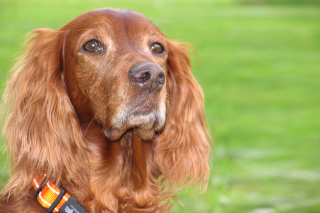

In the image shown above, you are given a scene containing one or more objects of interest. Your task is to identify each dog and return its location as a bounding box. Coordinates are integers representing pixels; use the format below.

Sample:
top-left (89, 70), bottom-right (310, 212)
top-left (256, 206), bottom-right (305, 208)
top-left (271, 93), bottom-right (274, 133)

top-left (0, 8), bottom-right (211, 213)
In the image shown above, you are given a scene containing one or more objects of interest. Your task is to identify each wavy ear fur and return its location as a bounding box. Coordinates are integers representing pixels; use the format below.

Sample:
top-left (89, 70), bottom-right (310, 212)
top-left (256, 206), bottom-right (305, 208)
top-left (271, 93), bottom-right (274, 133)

top-left (1, 29), bottom-right (88, 198)
top-left (154, 41), bottom-right (211, 189)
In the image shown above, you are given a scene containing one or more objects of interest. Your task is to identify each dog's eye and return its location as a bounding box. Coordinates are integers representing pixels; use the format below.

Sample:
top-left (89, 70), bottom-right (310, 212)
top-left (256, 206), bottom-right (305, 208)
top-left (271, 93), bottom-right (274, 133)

top-left (150, 42), bottom-right (165, 55)
top-left (83, 40), bottom-right (104, 53)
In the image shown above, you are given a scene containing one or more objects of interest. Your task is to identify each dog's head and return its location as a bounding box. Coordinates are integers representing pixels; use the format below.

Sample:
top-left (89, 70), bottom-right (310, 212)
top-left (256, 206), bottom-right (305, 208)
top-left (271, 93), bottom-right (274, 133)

top-left (61, 9), bottom-right (168, 140)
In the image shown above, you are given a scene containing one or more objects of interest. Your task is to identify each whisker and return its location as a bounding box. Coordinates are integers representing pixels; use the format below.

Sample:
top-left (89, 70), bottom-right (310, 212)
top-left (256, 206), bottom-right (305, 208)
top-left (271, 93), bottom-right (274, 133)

top-left (84, 105), bottom-right (111, 135)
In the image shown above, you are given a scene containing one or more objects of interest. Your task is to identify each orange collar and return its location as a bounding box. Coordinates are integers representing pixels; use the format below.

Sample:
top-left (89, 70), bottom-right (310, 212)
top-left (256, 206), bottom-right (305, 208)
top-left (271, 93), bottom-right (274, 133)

top-left (33, 174), bottom-right (71, 212)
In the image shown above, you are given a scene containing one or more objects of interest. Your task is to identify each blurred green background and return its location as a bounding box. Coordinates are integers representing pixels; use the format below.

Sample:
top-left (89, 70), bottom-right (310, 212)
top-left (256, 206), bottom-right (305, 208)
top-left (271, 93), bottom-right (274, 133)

top-left (0, 0), bottom-right (320, 212)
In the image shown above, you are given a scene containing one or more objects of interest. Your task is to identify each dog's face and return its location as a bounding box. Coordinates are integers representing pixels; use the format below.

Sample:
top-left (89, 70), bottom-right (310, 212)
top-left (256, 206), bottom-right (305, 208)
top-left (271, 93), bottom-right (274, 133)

top-left (62, 9), bottom-right (168, 140)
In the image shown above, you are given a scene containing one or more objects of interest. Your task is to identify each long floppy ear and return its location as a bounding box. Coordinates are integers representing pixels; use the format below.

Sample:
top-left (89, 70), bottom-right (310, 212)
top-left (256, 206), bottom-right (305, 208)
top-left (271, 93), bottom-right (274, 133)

top-left (154, 41), bottom-right (211, 190)
top-left (1, 29), bottom-right (88, 197)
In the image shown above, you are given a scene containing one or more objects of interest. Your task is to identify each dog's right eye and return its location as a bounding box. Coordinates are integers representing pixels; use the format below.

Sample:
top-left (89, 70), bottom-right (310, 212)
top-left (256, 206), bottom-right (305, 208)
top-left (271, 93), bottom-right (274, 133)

top-left (83, 40), bottom-right (104, 53)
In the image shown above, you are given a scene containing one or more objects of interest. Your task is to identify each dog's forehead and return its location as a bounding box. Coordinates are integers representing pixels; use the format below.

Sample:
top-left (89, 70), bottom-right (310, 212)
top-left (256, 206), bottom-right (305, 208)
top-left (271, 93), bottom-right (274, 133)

top-left (62, 8), bottom-right (158, 34)
top-left (61, 8), bottom-right (166, 54)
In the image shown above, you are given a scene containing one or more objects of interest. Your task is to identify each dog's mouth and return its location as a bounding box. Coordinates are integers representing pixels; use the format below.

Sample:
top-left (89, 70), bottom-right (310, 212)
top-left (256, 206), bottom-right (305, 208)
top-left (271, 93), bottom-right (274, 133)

top-left (104, 101), bottom-right (166, 141)
top-left (133, 103), bottom-right (153, 115)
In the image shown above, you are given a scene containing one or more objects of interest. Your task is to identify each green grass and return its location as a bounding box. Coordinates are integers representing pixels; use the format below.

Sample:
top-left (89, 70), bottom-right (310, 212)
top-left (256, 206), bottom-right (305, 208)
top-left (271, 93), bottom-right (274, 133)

top-left (1, 0), bottom-right (320, 212)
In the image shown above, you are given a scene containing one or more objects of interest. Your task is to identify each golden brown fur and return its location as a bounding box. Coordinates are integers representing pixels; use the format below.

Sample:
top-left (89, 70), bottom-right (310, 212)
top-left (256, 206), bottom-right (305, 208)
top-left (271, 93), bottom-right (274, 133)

top-left (0, 8), bottom-right (211, 212)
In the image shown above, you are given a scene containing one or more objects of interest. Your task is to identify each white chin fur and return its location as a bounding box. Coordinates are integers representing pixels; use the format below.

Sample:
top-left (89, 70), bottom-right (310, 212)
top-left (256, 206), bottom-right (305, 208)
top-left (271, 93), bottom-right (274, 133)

top-left (112, 102), bottom-right (166, 130)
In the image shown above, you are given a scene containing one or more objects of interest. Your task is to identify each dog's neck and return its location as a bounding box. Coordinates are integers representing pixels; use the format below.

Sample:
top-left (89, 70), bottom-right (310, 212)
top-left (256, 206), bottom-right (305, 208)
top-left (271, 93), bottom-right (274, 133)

top-left (115, 131), bottom-right (150, 189)
top-left (75, 124), bottom-right (164, 211)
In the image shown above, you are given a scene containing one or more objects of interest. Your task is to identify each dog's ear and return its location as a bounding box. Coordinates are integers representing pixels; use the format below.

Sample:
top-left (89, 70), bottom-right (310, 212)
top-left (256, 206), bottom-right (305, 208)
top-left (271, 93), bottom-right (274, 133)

top-left (154, 41), bottom-right (211, 190)
top-left (1, 29), bottom-right (88, 197)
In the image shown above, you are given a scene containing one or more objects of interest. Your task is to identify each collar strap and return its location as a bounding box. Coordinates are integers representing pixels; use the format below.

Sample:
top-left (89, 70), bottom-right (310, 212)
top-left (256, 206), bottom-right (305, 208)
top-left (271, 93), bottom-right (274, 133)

top-left (33, 175), bottom-right (88, 213)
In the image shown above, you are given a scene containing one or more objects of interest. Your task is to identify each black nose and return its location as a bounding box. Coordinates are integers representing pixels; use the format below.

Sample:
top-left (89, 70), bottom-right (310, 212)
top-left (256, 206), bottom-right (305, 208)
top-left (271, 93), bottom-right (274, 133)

top-left (129, 62), bottom-right (165, 92)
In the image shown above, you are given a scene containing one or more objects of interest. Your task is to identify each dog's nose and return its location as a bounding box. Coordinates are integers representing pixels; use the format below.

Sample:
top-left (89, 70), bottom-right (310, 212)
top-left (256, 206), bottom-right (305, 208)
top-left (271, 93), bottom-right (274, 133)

top-left (129, 62), bottom-right (165, 92)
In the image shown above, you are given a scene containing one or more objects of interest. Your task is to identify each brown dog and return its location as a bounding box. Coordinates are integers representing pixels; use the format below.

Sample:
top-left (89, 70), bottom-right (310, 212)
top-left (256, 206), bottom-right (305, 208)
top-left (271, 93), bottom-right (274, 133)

top-left (0, 8), bottom-right (210, 213)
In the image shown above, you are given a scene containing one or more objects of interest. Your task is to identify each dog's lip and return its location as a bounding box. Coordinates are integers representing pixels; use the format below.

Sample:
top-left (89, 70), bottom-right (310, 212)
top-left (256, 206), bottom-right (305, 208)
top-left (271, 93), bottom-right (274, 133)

top-left (132, 103), bottom-right (153, 116)
top-left (104, 127), bottom-right (155, 141)
top-left (104, 127), bottom-right (124, 140)
top-left (129, 98), bottom-right (158, 115)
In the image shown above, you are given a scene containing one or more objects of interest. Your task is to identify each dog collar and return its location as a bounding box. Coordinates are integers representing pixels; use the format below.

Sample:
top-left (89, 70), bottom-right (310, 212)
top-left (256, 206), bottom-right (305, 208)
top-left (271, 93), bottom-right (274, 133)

top-left (33, 174), bottom-right (88, 213)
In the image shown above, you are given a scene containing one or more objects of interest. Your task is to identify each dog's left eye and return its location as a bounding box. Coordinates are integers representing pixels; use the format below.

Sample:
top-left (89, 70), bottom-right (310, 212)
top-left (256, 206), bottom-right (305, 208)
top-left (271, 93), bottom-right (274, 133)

top-left (150, 42), bottom-right (165, 55)
top-left (83, 40), bottom-right (104, 53)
